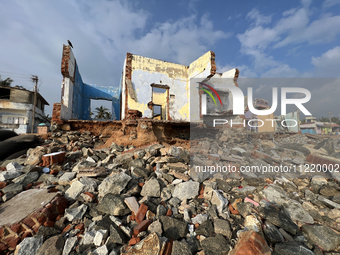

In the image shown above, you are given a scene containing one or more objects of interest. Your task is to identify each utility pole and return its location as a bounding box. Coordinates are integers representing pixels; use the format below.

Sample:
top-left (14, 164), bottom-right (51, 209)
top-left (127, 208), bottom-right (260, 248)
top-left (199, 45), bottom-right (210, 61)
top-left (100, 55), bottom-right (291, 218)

top-left (31, 75), bottom-right (38, 133)
top-left (329, 111), bottom-right (332, 134)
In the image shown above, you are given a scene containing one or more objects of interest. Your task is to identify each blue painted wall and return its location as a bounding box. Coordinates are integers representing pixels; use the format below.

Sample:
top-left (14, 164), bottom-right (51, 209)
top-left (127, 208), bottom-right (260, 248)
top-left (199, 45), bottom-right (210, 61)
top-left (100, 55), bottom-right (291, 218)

top-left (72, 63), bottom-right (121, 120)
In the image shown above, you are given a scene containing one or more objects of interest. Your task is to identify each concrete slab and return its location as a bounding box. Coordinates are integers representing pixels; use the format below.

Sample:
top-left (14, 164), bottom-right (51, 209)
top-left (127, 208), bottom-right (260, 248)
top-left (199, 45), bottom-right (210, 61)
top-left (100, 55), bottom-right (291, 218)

top-left (0, 189), bottom-right (57, 227)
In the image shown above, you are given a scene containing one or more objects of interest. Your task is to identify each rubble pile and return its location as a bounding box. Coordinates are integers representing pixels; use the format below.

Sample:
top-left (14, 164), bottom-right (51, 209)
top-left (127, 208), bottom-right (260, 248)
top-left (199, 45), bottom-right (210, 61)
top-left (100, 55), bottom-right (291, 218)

top-left (0, 127), bottom-right (340, 255)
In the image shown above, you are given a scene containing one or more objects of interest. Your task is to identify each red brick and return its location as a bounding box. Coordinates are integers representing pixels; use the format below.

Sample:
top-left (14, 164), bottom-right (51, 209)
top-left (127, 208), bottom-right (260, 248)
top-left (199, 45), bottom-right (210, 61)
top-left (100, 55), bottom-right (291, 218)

top-left (62, 224), bottom-right (73, 233)
top-left (136, 203), bottom-right (148, 224)
top-left (36, 215), bottom-right (47, 225)
top-left (0, 182), bottom-right (7, 189)
top-left (0, 242), bottom-right (8, 252)
top-left (133, 220), bottom-right (151, 236)
top-left (163, 240), bottom-right (173, 255)
top-left (75, 223), bottom-right (84, 230)
top-left (22, 217), bottom-right (35, 229)
top-left (166, 209), bottom-right (173, 216)
top-left (43, 221), bottom-right (55, 227)
top-left (21, 231), bottom-right (32, 239)
top-left (48, 188), bottom-right (59, 193)
top-left (129, 237), bottom-right (141, 246)
top-left (5, 236), bottom-right (20, 249)
top-left (230, 230), bottom-right (271, 255)
top-left (10, 223), bottom-right (22, 234)
top-left (0, 227), bottom-right (4, 239)
top-left (41, 208), bottom-right (54, 221)
top-left (25, 183), bottom-right (33, 190)
top-left (229, 204), bottom-right (239, 215)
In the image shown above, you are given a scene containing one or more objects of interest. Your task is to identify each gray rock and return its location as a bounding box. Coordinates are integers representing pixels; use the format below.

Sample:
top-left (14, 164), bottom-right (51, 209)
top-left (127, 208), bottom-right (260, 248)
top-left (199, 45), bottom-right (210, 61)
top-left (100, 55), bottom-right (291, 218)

top-left (36, 226), bottom-right (61, 241)
top-left (200, 234), bottom-right (230, 255)
top-left (302, 224), bottom-right (340, 251)
top-left (274, 242), bottom-right (315, 255)
top-left (65, 204), bottom-right (88, 221)
top-left (65, 181), bottom-right (86, 201)
top-left (263, 221), bottom-right (284, 244)
top-left (6, 161), bottom-right (23, 172)
top-left (92, 245), bottom-right (109, 255)
top-left (148, 220), bottom-right (162, 235)
top-left (109, 224), bottom-right (128, 244)
top-left (94, 229), bottom-right (108, 246)
top-left (13, 172), bottom-right (39, 187)
top-left (259, 185), bottom-right (289, 205)
top-left (214, 218), bottom-right (232, 239)
top-left (171, 240), bottom-right (192, 255)
top-left (156, 204), bottom-right (167, 219)
top-left (258, 205), bottom-right (298, 235)
top-left (160, 216), bottom-right (188, 240)
top-left (98, 172), bottom-right (131, 198)
top-left (97, 194), bottom-right (130, 216)
top-left (282, 199), bottom-right (314, 224)
top-left (215, 179), bottom-right (232, 193)
top-left (82, 231), bottom-right (96, 245)
top-left (58, 172), bottom-right (76, 185)
top-left (237, 202), bottom-right (253, 218)
top-left (62, 236), bottom-right (78, 255)
top-left (196, 220), bottom-right (214, 237)
top-left (79, 177), bottom-right (98, 193)
top-left (16, 236), bottom-right (43, 255)
top-left (172, 180), bottom-right (199, 200)
top-left (191, 214), bottom-right (208, 225)
top-left (140, 177), bottom-right (161, 197)
top-left (305, 189), bottom-right (317, 201)
top-left (318, 195), bottom-right (340, 209)
top-left (0, 170), bottom-right (20, 181)
top-left (2, 183), bottom-right (23, 201)
top-left (36, 235), bottom-right (65, 255)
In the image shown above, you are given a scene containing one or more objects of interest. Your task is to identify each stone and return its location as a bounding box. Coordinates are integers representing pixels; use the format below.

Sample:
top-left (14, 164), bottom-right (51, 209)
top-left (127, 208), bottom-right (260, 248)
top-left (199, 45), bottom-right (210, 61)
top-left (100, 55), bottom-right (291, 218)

top-left (171, 240), bottom-right (192, 255)
top-left (259, 185), bottom-right (289, 205)
top-left (215, 179), bottom-right (232, 193)
top-left (148, 220), bottom-right (162, 235)
top-left (0, 170), bottom-right (20, 181)
top-left (36, 235), bottom-right (65, 255)
top-left (65, 181), bottom-right (86, 201)
top-left (263, 221), bottom-right (284, 244)
top-left (274, 242), bottom-right (315, 255)
top-left (167, 162), bottom-right (188, 173)
top-left (160, 216), bottom-right (188, 240)
top-left (82, 231), bottom-right (96, 245)
top-left (209, 190), bottom-right (228, 214)
top-left (201, 234), bottom-right (230, 255)
top-left (65, 204), bottom-right (88, 221)
top-left (98, 172), bottom-right (131, 198)
top-left (305, 189), bottom-right (317, 201)
top-left (26, 146), bottom-right (47, 166)
top-left (2, 183), bottom-right (23, 201)
top-left (258, 205), bottom-right (298, 235)
top-left (124, 197), bottom-right (139, 215)
top-left (6, 161), bottom-right (23, 172)
top-left (123, 233), bottom-right (161, 255)
top-left (172, 180), bottom-right (199, 201)
top-left (302, 224), bottom-right (340, 251)
top-left (311, 175), bottom-right (328, 186)
top-left (97, 194), bottom-right (130, 216)
top-left (140, 177), bottom-right (161, 197)
top-left (282, 199), bottom-right (314, 224)
top-left (191, 214), bottom-right (208, 225)
top-left (237, 202), bottom-right (253, 218)
top-left (94, 229), bottom-right (108, 246)
top-left (36, 226), bottom-right (62, 241)
top-left (79, 177), bottom-right (98, 192)
top-left (62, 236), bottom-right (78, 255)
top-left (156, 204), bottom-right (167, 219)
top-left (92, 245), bottom-right (109, 255)
top-left (328, 208), bottom-right (340, 220)
top-left (196, 220), bottom-right (214, 237)
top-left (13, 172), bottom-right (39, 187)
top-left (302, 202), bottom-right (323, 222)
top-left (16, 236), bottom-right (43, 255)
top-left (213, 218), bottom-right (232, 239)
top-left (318, 195), bottom-right (340, 209)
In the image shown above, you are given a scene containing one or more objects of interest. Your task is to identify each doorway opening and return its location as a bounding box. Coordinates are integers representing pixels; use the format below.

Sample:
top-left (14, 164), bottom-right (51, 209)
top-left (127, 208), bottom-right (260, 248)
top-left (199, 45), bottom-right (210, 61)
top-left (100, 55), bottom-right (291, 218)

top-left (151, 84), bottom-right (169, 120)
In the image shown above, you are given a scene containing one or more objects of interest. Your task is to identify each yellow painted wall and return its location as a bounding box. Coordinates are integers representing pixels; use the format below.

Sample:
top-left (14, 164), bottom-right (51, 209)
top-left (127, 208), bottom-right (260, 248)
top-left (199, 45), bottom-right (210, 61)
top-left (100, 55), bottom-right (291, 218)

top-left (257, 113), bottom-right (275, 133)
top-left (153, 92), bottom-right (167, 119)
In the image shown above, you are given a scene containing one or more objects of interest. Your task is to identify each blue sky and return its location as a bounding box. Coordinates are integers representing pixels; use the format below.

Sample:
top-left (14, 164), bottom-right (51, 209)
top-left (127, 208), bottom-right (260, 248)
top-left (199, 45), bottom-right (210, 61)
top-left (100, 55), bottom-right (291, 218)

top-left (0, 0), bottom-right (339, 117)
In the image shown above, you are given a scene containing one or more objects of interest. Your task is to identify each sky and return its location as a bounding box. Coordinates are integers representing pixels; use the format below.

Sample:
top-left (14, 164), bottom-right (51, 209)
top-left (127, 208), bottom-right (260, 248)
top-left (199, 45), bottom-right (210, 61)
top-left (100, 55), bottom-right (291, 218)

top-left (0, 0), bottom-right (340, 118)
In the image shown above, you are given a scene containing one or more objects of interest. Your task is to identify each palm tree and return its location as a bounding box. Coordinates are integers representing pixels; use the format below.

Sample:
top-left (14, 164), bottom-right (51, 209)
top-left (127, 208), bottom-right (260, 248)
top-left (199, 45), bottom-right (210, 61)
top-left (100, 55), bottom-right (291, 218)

top-left (0, 77), bottom-right (13, 87)
top-left (95, 106), bottom-right (111, 119)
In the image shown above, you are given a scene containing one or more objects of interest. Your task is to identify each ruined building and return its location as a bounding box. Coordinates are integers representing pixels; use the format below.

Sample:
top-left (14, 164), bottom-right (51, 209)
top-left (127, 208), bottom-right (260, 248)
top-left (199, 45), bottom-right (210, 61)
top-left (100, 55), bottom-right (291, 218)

top-left (53, 45), bottom-right (239, 123)
top-left (0, 85), bottom-right (49, 133)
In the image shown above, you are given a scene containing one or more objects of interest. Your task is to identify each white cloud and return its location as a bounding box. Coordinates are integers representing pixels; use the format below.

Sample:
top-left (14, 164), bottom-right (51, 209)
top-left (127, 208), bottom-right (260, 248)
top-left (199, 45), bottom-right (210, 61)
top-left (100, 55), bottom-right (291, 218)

top-left (323, 0), bottom-right (340, 8)
top-left (311, 46), bottom-right (340, 77)
top-left (246, 9), bottom-right (272, 27)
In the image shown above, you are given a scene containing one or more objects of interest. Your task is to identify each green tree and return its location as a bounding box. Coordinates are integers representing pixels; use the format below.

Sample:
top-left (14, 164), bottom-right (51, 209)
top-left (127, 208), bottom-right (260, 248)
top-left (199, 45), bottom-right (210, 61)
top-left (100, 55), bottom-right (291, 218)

top-left (0, 77), bottom-right (13, 87)
top-left (95, 106), bottom-right (111, 119)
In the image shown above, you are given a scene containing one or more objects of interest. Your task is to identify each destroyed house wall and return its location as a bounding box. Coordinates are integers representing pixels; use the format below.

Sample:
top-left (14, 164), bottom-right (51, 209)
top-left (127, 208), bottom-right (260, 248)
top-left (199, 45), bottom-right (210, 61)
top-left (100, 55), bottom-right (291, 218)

top-left (124, 51), bottom-right (216, 121)
top-left (59, 45), bottom-right (120, 121)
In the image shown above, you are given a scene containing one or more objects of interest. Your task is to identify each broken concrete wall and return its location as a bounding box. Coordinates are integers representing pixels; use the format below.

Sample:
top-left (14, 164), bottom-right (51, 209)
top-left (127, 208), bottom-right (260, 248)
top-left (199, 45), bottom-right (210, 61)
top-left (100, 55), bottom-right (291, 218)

top-left (124, 51), bottom-right (216, 121)
top-left (60, 45), bottom-right (120, 121)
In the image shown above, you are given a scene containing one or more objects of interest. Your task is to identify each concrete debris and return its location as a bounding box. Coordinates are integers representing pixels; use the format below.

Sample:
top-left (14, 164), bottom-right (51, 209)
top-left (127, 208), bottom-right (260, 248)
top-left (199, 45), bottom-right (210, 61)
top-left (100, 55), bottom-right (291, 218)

top-left (0, 128), bottom-right (340, 255)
